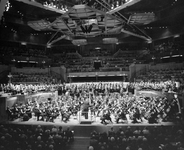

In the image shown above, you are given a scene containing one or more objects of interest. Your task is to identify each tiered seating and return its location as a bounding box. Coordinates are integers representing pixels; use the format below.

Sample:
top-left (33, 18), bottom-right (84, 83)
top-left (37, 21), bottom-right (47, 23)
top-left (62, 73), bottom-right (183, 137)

top-left (136, 68), bottom-right (184, 82)
top-left (0, 45), bottom-right (46, 58)
top-left (88, 126), bottom-right (184, 150)
top-left (11, 72), bottom-right (57, 84)
top-left (100, 50), bottom-right (136, 71)
top-left (0, 124), bottom-right (74, 150)
top-left (65, 52), bottom-right (94, 72)
top-left (50, 48), bottom-right (137, 72)
top-left (0, 45), bottom-right (48, 66)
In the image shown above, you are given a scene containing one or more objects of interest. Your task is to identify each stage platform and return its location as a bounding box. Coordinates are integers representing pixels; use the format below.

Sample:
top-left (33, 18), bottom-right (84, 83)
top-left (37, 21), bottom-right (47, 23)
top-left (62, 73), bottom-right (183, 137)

top-left (2, 89), bottom-right (180, 137)
top-left (7, 115), bottom-right (174, 137)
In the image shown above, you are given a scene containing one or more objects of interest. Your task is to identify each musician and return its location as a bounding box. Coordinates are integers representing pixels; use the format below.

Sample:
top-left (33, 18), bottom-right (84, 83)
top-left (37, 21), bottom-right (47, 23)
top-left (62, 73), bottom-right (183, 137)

top-left (25, 106), bottom-right (32, 119)
top-left (40, 108), bottom-right (47, 121)
top-left (51, 108), bottom-right (60, 122)
top-left (61, 111), bottom-right (71, 122)
top-left (6, 106), bottom-right (13, 121)
top-left (148, 108), bottom-right (158, 123)
top-left (8, 104), bottom-right (20, 120)
top-left (132, 107), bottom-right (142, 123)
top-left (45, 107), bottom-right (54, 122)
top-left (100, 109), bottom-right (113, 124)
top-left (116, 109), bottom-right (127, 124)
top-left (33, 106), bottom-right (41, 121)
top-left (22, 113), bottom-right (29, 121)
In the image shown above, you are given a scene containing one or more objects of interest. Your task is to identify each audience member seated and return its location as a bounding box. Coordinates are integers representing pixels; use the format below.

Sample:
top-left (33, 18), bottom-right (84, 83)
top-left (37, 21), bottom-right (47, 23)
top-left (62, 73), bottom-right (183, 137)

top-left (136, 68), bottom-right (184, 83)
top-left (0, 124), bottom-right (74, 150)
top-left (11, 72), bottom-right (57, 84)
top-left (88, 125), bottom-right (184, 150)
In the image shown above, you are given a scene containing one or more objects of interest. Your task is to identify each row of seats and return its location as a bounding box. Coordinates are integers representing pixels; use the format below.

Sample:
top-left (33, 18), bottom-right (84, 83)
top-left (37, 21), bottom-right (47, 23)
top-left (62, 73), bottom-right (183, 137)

top-left (88, 125), bottom-right (184, 150)
top-left (61, 50), bottom-right (134, 72)
top-left (136, 68), bottom-right (184, 82)
top-left (0, 124), bottom-right (74, 150)
top-left (0, 46), bottom-right (46, 57)
top-left (11, 72), bottom-right (57, 84)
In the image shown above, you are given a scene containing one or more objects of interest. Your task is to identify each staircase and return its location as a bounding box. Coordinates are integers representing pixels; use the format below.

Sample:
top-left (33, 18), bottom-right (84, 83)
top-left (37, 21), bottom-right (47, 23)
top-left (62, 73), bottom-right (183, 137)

top-left (68, 137), bottom-right (90, 150)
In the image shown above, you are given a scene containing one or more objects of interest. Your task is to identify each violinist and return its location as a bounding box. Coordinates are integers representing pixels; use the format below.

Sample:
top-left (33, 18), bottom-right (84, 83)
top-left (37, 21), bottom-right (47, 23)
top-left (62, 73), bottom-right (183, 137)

top-left (132, 107), bottom-right (142, 123)
top-left (100, 109), bottom-right (113, 124)
top-left (61, 110), bottom-right (71, 122)
top-left (6, 106), bottom-right (13, 121)
top-left (116, 109), bottom-right (127, 123)
top-left (148, 108), bottom-right (158, 123)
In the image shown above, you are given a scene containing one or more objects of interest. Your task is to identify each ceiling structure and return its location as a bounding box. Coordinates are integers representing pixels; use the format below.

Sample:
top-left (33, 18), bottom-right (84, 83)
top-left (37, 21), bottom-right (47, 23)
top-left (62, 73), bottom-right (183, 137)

top-left (1, 0), bottom-right (184, 46)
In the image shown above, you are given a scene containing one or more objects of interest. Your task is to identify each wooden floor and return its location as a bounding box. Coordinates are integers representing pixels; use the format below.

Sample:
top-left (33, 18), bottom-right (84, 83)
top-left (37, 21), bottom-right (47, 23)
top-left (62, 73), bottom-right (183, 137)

top-left (6, 90), bottom-right (175, 137)
top-left (5, 114), bottom-right (174, 138)
top-left (9, 113), bottom-right (174, 126)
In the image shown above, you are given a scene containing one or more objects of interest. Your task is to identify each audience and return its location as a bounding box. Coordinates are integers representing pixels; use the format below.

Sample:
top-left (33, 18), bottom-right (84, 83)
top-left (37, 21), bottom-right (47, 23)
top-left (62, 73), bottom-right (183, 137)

top-left (0, 124), bottom-right (74, 150)
top-left (88, 125), bottom-right (184, 150)
top-left (136, 68), bottom-right (184, 83)
top-left (11, 72), bottom-right (57, 84)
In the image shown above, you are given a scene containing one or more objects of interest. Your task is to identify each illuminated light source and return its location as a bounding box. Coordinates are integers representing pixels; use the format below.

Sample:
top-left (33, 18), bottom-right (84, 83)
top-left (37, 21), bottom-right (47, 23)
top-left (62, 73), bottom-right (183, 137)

top-left (21, 42), bottom-right (27, 45)
top-left (116, 1), bottom-right (119, 7)
top-left (147, 40), bottom-right (152, 43)
top-left (111, 4), bottom-right (114, 9)
top-left (47, 44), bottom-right (51, 48)
top-left (5, 1), bottom-right (10, 12)
top-left (174, 34), bottom-right (180, 38)
top-left (162, 56), bottom-right (170, 59)
top-left (172, 55), bottom-right (180, 57)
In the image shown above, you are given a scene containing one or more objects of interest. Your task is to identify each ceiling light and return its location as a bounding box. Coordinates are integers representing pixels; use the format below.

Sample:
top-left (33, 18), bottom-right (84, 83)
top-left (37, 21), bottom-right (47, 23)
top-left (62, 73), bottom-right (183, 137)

top-left (174, 34), bottom-right (180, 38)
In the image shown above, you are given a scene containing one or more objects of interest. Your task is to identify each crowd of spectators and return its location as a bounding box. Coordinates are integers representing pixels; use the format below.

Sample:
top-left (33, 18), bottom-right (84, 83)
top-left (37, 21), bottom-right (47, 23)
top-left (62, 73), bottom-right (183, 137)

top-left (136, 68), bottom-right (184, 83)
top-left (0, 45), bottom-right (46, 58)
top-left (88, 125), bottom-right (184, 150)
top-left (0, 45), bottom-right (48, 66)
top-left (50, 48), bottom-right (135, 72)
top-left (62, 50), bottom-right (134, 72)
top-left (11, 72), bottom-right (57, 84)
top-left (0, 124), bottom-right (74, 150)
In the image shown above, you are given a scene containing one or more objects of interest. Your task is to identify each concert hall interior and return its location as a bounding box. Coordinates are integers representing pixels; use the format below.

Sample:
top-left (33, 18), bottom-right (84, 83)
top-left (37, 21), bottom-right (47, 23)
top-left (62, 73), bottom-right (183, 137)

top-left (0, 0), bottom-right (184, 150)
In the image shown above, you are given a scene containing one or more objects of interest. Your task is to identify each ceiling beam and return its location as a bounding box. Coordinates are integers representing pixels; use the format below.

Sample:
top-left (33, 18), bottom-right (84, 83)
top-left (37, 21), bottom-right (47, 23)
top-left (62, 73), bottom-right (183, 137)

top-left (95, 0), bottom-right (151, 40)
top-left (60, 18), bottom-right (74, 35)
top-left (47, 30), bottom-right (63, 45)
top-left (95, 0), bottom-right (124, 22)
top-left (48, 35), bottom-right (66, 45)
top-left (104, 15), bottom-right (107, 33)
top-left (121, 28), bottom-right (151, 41)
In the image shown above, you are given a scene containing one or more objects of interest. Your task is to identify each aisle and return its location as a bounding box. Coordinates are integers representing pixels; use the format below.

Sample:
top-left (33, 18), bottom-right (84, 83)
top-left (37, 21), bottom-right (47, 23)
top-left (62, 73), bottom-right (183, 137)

top-left (68, 137), bottom-right (91, 150)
